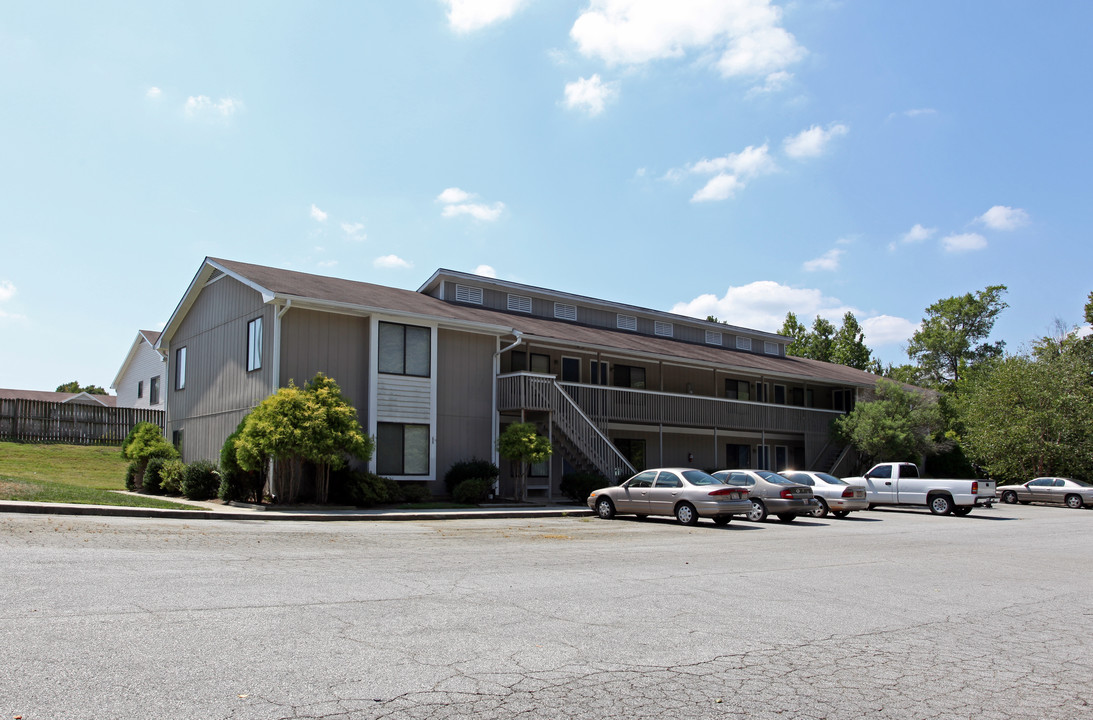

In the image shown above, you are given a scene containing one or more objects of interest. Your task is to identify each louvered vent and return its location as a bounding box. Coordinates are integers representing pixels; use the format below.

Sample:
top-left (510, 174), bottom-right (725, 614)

top-left (654, 321), bottom-right (673, 337)
top-left (617, 314), bottom-right (637, 331)
top-left (455, 284), bottom-right (483, 304)
top-left (705, 331), bottom-right (723, 345)
top-left (764, 341), bottom-right (779, 355)
top-left (554, 303), bottom-right (577, 321)
top-left (508, 294), bottom-right (532, 313)
top-left (736, 336), bottom-right (752, 351)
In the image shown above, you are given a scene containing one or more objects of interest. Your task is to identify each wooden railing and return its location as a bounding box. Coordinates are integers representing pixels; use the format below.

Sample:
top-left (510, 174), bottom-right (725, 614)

top-left (0, 399), bottom-right (165, 445)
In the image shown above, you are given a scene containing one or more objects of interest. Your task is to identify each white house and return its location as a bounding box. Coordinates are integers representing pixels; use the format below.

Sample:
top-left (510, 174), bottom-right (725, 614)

top-left (111, 330), bottom-right (167, 409)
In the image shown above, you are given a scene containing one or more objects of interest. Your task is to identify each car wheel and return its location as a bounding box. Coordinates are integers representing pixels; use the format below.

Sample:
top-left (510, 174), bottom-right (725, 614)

top-left (675, 502), bottom-right (699, 526)
top-left (712, 515), bottom-right (732, 526)
top-left (951, 506), bottom-right (973, 516)
top-left (746, 500), bottom-right (768, 522)
top-left (832, 510), bottom-right (851, 518)
top-left (929, 494), bottom-right (953, 515)
top-left (1065, 494), bottom-right (1085, 509)
top-left (595, 497), bottom-right (615, 520)
top-left (1001, 490), bottom-right (1018, 504)
top-left (777, 513), bottom-right (797, 523)
top-left (811, 498), bottom-right (829, 518)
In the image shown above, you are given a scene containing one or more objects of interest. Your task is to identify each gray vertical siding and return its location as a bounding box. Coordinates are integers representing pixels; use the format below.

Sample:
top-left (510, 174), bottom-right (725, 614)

top-left (167, 276), bottom-right (274, 463)
top-left (279, 308), bottom-right (369, 419)
top-left (436, 329), bottom-right (496, 481)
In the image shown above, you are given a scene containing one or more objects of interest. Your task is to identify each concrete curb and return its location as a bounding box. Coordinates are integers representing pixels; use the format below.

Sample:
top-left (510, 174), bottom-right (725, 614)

top-left (0, 500), bottom-right (593, 522)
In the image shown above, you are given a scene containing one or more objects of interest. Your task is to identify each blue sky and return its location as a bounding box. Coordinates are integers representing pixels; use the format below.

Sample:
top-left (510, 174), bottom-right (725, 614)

top-left (2, 1), bottom-right (1091, 392)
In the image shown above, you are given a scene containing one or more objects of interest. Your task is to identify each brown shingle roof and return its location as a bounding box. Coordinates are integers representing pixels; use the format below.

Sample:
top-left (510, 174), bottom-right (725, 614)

top-left (0, 389), bottom-right (117, 406)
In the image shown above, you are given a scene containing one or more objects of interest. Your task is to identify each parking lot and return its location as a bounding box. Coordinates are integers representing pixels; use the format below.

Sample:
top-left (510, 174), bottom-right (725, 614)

top-left (2, 502), bottom-right (1091, 719)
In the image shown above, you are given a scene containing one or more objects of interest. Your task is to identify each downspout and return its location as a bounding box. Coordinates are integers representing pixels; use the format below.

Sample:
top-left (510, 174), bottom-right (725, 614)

top-left (492, 331), bottom-right (523, 495)
top-left (269, 299), bottom-right (291, 501)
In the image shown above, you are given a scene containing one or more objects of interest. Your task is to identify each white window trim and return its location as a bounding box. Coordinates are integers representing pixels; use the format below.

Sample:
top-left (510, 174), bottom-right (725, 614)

top-left (764, 341), bottom-right (779, 355)
top-left (654, 321), bottom-right (673, 337)
top-left (507, 294), bottom-right (532, 313)
top-left (455, 284), bottom-right (483, 304)
top-left (554, 302), bottom-right (577, 321)
top-left (705, 331), bottom-right (723, 345)
top-left (736, 336), bottom-right (752, 351)
top-left (617, 314), bottom-right (637, 331)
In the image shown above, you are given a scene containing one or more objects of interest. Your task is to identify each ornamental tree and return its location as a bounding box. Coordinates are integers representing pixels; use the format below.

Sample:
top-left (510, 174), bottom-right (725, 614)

top-left (497, 422), bottom-right (552, 503)
top-left (834, 379), bottom-right (946, 471)
top-left (121, 421), bottom-right (178, 490)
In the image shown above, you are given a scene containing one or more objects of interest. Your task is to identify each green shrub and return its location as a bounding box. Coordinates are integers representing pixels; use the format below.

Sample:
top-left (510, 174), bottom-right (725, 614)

top-left (181, 460), bottom-right (220, 500)
top-left (159, 459), bottom-right (186, 495)
top-left (396, 482), bottom-right (432, 504)
top-left (218, 422), bottom-right (266, 503)
top-left (452, 477), bottom-right (492, 505)
top-left (121, 422), bottom-right (178, 491)
top-left (444, 457), bottom-right (499, 494)
top-left (124, 461), bottom-right (139, 491)
top-left (329, 469), bottom-right (394, 507)
top-left (143, 457), bottom-right (168, 495)
top-left (560, 472), bottom-right (607, 503)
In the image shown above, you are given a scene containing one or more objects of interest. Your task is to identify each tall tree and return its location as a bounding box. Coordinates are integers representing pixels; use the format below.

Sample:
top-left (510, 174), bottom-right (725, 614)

top-left (56, 381), bottom-right (107, 395)
top-left (806, 316), bottom-right (836, 363)
top-left (778, 312), bottom-right (809, 357)
top-left (834, 379), bottom-right (947, 470)
top-left (831, 311), bottom-right (874, 371)
top-left (906, 285), bottom-right (1008, 388)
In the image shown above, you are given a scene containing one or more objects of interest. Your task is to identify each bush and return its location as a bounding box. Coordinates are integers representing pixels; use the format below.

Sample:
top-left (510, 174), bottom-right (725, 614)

top-left (143, 457), bottom-right (168, 495)
top-left (124, 462), bottom-right (139, 491)
top-left (444, 457), bottom-right (499, 494)
top-left (181, 460), bottom-right (220, 500)
top-left (560, 472), bottom-right (607, 503)
top-left (121, 422), bottom-right (178, 491)
top-left (218, 423), bottom-right (266, 503)
top-left (395, 482), bottom-right (432, 504)
top-left (452, 477), bottom-right (492, 505)
top-left (159, 459), bottom-right (186, 495)
top-left (329, 469), bottom-right (395, 508)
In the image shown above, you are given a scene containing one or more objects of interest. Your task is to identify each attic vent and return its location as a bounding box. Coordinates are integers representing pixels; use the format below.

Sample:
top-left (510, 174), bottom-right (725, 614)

top-left (736, 336), bottom-right (752, 351)
top-left (617, 314), bottom-right (637, 331)
top-left (455, 284), bottom-right (483, 304)
top-left (654, 321), bottom-right (673, 337)
top-left (507, 294), bottom-right (532, 313)
top-left (705, 331), bottom-right (723, 346)
top-left (764, 341), bottom-right (780, 355)
top-left (554, 303), bottom-right (577, 321)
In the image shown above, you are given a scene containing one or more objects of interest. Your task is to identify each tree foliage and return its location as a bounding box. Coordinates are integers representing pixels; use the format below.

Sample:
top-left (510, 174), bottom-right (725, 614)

top-left (778, 312), bottom-right (809, 357)
top-left (497, 422), bottom-right (552, 502)
top-left (779, 311), bottom-right (877, 371)
top-left (832, 312), bottom-right (875, 371)
top-left (120, 421), bottom-right (178, 490)
top-left (833, 379), bottom-right (947, 470)
top-left (906, 285), bottom-right (1008, 389)
top-left (957, 333), bottom-right (1093, 482)
top-left (56, 381), bottom-right (108, 395)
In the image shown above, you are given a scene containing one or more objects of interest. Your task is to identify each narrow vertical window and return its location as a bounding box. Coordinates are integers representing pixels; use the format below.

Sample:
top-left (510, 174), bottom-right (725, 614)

top-left (175, 347), bottom-right (187, 390)
top-left (247, 317), bottom-right (263, 372)
top-left (150, 376), bottom-right (160, 405)
top-left (137, 380), bottom-right (144, 399)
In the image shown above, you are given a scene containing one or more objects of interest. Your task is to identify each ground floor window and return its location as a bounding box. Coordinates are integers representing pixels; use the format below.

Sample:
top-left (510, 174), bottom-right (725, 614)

top-left (376, 423), bottom-right (430, 476)
top-left (614, 438), bottom-right (646, 474)
top-left (725, 443), bottom-right (750, 468)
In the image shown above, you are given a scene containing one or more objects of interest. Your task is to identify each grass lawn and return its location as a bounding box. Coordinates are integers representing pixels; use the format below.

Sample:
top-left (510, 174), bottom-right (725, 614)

top-left (0, 441), bottom-right (203, 510)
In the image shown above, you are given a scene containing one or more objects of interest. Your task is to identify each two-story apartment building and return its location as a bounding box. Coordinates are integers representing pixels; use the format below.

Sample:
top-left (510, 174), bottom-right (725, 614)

top-left (111, 330), bottom-right (167, 409)
top-left (158, 257), bottom-right (879, 498)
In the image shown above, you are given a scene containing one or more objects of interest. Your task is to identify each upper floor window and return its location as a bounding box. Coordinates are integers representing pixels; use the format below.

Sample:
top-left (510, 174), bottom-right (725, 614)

top-left (379, 322), bottom-right (431, 377)
top-left (175, 347), bottom-right (187, 390)
top-left (247, 317), bottom-right (263, 372)
top-left (613, 364), bottom-right (646, 389)
top-left (512, 350), bottom-right (550, 374)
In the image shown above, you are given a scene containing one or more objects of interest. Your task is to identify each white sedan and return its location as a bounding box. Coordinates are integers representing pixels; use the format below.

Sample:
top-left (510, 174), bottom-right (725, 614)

top-left (781, 470), bottom-right (868, 518)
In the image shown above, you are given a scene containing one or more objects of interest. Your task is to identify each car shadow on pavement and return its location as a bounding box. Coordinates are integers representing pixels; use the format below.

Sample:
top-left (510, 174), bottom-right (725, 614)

top-left (864, 507), bottom-right (1017, 521)
top-left (615, 516), bottom-right (764, 530)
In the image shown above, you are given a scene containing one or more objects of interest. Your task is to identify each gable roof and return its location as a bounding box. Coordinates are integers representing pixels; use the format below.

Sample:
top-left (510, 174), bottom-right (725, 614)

top-left (159, 257), bottom-right (886, 388)
top-left (111, 329), bottom-right (166, 390)
top-left (0, 388), bottom-right (117, 407)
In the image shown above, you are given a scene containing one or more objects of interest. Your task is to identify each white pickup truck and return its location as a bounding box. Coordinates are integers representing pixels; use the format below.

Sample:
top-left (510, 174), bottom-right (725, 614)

top-left (843, 462), bottom-right (995, 516)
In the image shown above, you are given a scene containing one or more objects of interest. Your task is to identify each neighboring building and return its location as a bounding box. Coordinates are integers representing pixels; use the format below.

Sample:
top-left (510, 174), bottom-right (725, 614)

top-left (0, 388), bottom-right (117, 407)
top-left (159, 257), bottom-right (881, 498)
top-left (111, 330), bottom-right (167, 409)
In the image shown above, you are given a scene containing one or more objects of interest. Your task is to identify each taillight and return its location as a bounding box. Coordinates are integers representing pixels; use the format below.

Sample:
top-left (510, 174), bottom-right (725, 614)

top-left (842, 487), bottom-right (855, 498)
top-left (780, 489), bottom-right (795, 499)
top-left (709, 488), bottom-right (746, 500)
top-left (971, 482), bottom-right (978, 494)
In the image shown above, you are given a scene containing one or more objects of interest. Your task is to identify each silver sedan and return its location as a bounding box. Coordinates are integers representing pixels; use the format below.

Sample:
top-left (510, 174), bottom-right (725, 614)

top-left (712, 469), bottom-right (816, 522)
top-left (781, 470), bottom-right (868, 518)
top-left (587, 468), bottom-right (752, 526)
top-left (997, 477), bottom-right (1093, 508)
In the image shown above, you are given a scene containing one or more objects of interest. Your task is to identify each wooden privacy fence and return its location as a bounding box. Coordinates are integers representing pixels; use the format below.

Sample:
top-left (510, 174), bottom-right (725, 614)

top-left (0, 399), bottom-right (166, 445)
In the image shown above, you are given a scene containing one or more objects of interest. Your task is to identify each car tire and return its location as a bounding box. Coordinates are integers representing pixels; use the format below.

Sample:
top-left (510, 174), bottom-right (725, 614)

top-left (776, 513), bottom-right (797, 523)
top-left (712, 515), bottom-right (732, 526)
top-left (746, 500), bottom-right (768, 522)
top-left (1065, 494), bottom-right (1085, 509)
top-left (929, 494), bottom-right (953, 515)
top-left (811, 498), bottom-right (829, 518)
top-left (595, 497), bottom-right (616, 520)
top-left (832, 510), bottom-right (851, 518)
top-left (1001, 490), bottom-right (1018, 504)
top-left (951, 506), bottom-right (973, 516)
top-left (675, 502), bottom-right (699, 526)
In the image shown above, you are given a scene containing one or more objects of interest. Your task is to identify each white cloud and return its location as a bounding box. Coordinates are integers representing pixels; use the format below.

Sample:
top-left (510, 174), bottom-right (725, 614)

top-left (146, 87), bottom-right (162, 99)
top-left (473, 264), bottom-right (497, 278)
top-left (803, 248), bottom-right (843, 272)
top-left (437, 187), bottom-right (505, 221)
top-left (444, 0), bottom-right (528, 32)
top-left (683, 144), bottom-right (775, 202)
top-left (746, 70), bottom-right (792, 96)
top-left (374, 254), bottom-right (412, 269)
top-left (904, 108), bottom-right (937, 117)
top-left (0, 280), bottom-right (15, 302)
top-left (570, 0), bottom-right (806, 79)
top-left (942, 232), bottom-right (988, 253)
top-left (310, 204), bottom-right (328, 222)
top-left (977, 205), bottom-right (1030, 231)
top-left (184, 95), bottom-right (242, 118)
top-left (783, 123), bottom-right (849, 159)
top-left (563, 74), bottom-right (619, 116)
top-left (341, 222), bottom-right (366, 241)
top-left (671, 281), bottom-right (916, 348)
top-left (889, 223), bottom-right (936, 251)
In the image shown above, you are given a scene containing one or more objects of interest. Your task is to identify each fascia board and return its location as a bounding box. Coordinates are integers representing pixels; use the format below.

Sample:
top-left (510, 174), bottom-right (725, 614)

top-left (110, 333), bottom-right (144, 389)
top-left (273, 295), bottom-right (517, 337)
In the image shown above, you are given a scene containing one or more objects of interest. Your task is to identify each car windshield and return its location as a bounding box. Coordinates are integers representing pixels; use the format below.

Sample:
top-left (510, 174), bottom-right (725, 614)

top-left (814, 473), bottom-right (846, 485)
top-left (681, 470), bottom-right (723, 486)
top-left (757, 471), bottom-right (795, 485)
